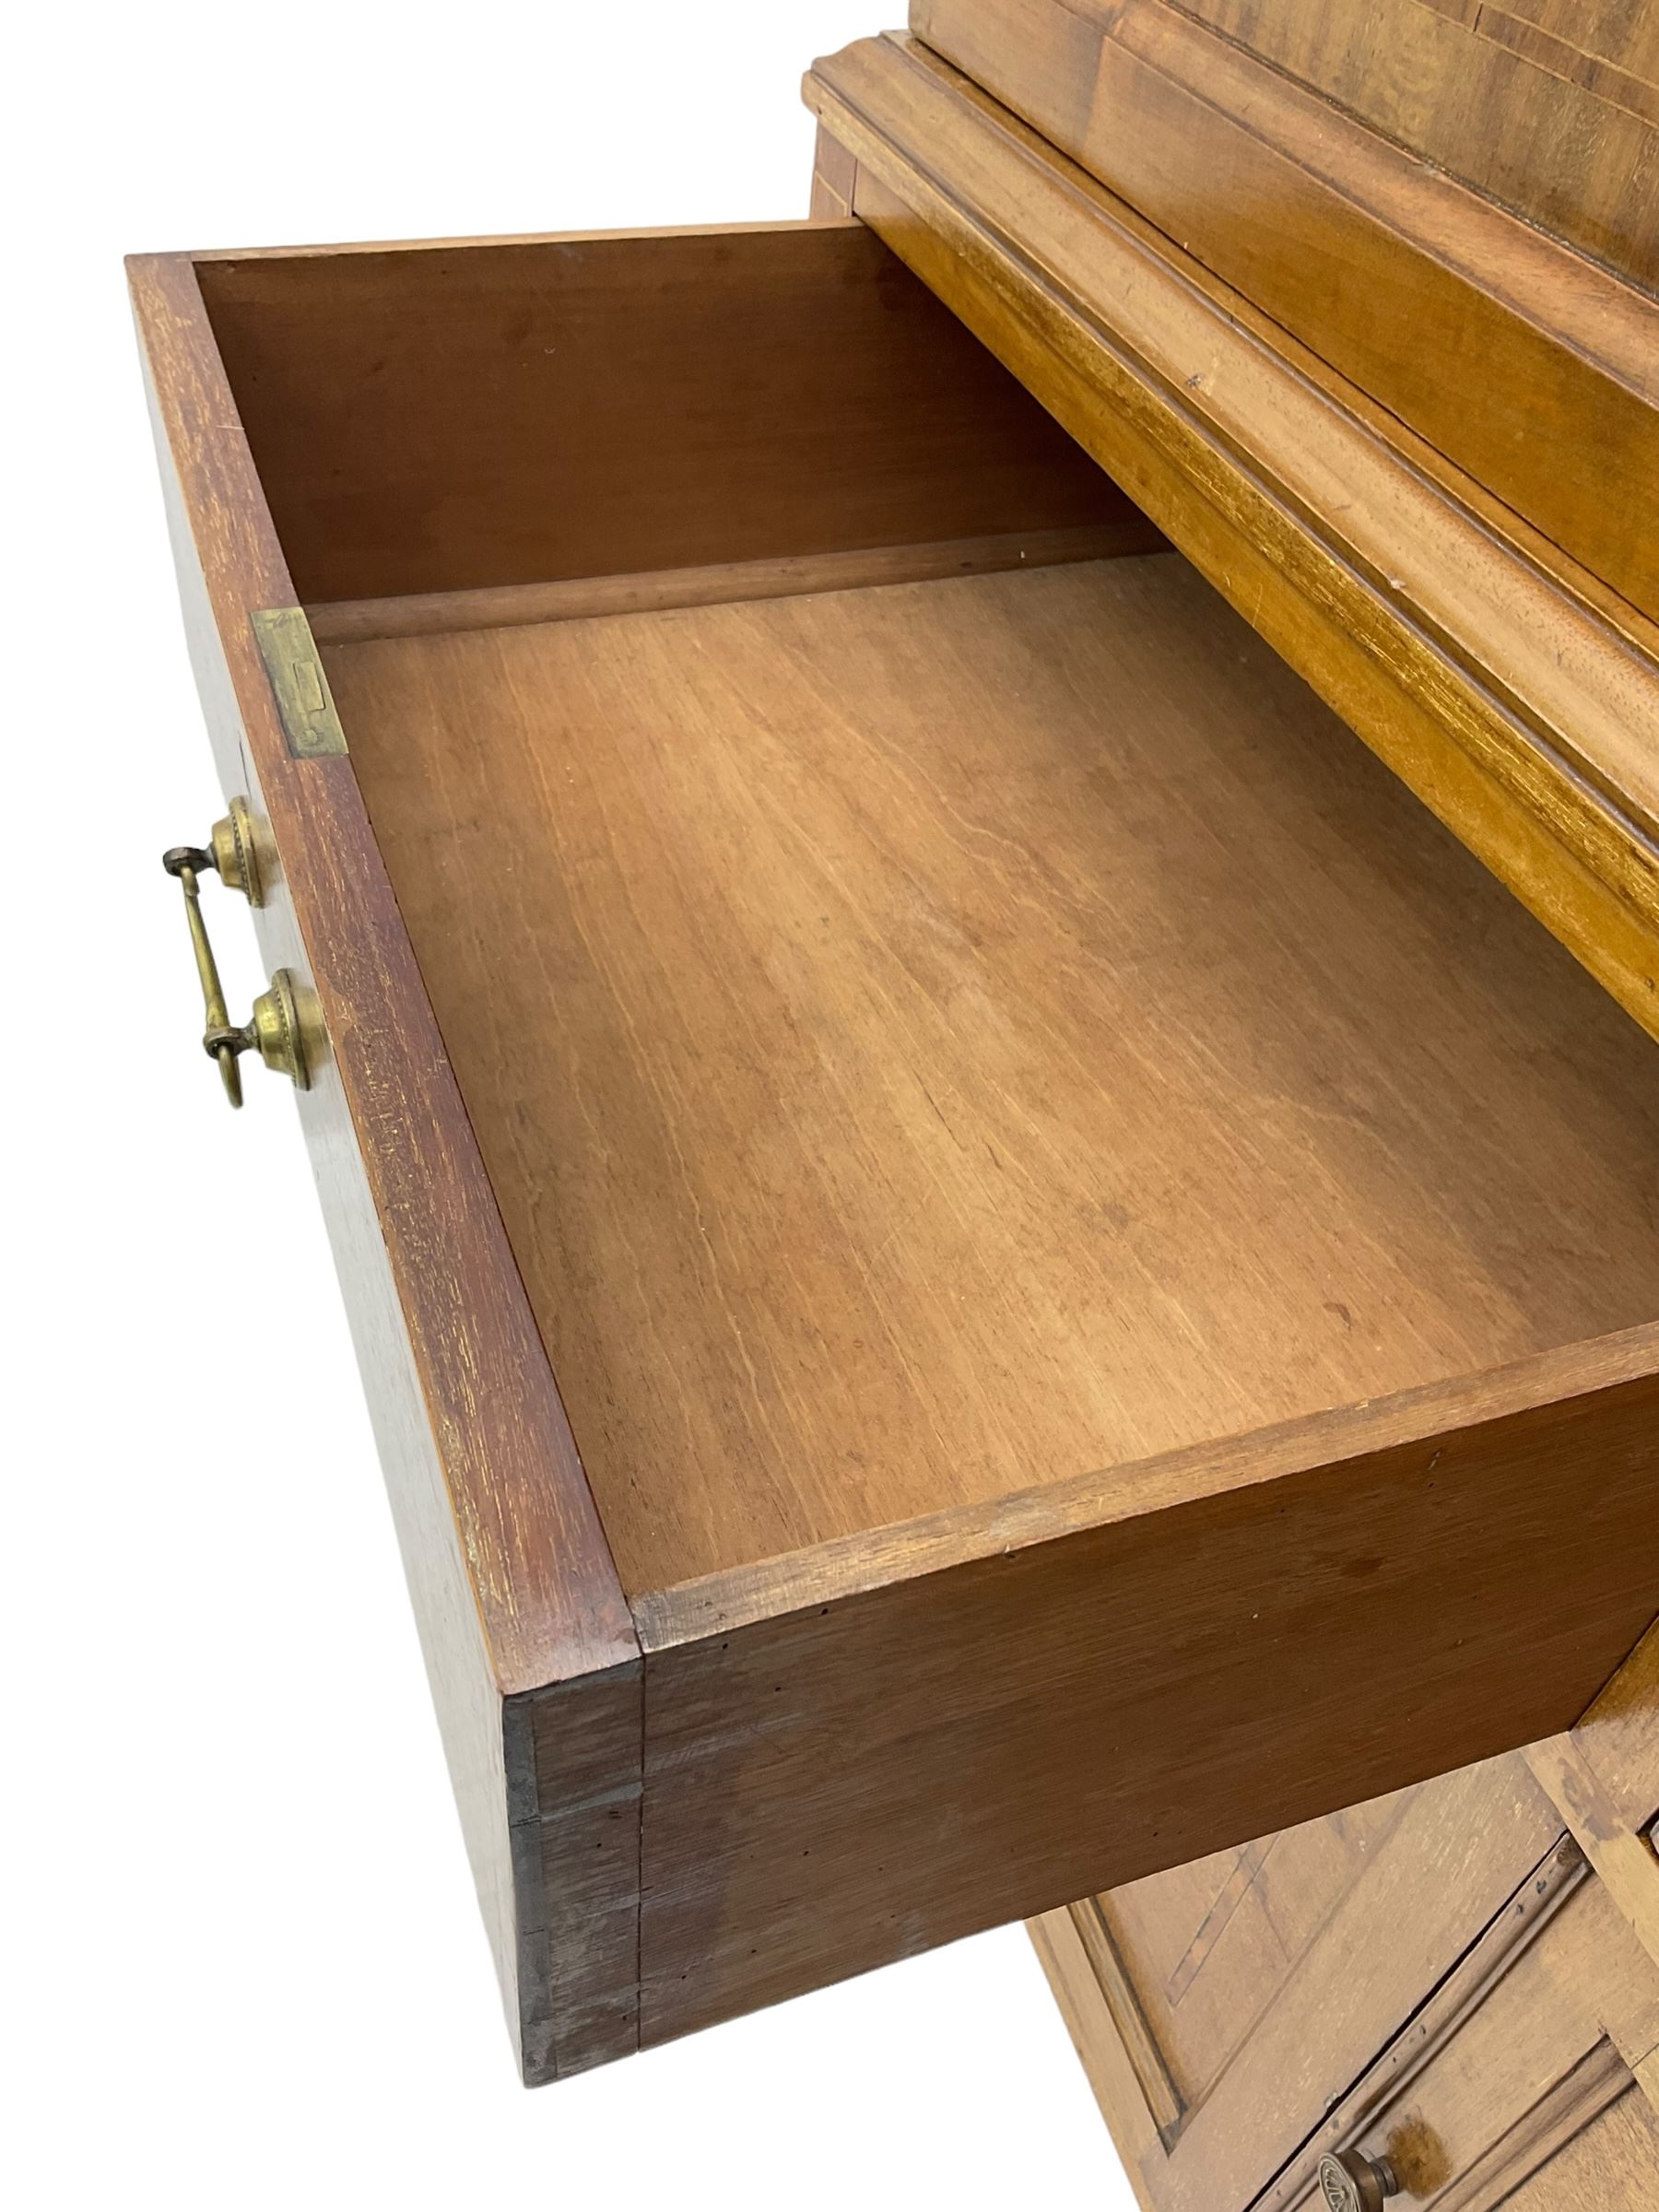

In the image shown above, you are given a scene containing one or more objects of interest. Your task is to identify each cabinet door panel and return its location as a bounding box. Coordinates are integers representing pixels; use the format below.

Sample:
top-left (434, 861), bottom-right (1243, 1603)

top-left (1037, 1625), bottom-right (1659, 2210)
top-left (1035, 1754), bottom-right (1561, 2210)
top-left (1097, 1793), bottom-right (1401, 2115)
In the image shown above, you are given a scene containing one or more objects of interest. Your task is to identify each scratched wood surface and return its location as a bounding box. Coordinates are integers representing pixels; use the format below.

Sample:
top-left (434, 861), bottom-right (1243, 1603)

top-left (328, 552), bottom-right (1659, 1595)
top-left (1503, 2088), bottom-right (1659, 2209)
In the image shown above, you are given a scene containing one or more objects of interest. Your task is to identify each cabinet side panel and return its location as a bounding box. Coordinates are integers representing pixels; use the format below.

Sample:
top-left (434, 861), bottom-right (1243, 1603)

top-left (1028, 1910), bottom-right (1165, 2209)
top-left (914, 0), bottom-right (1659, 288)
top-left (809, 124), bottom-right (859, 217)
top-left (910, 0), bottom-right (1659, 618)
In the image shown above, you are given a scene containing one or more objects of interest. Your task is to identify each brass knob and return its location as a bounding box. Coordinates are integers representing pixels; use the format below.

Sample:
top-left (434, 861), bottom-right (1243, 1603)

top-left (162, 801), bottom-right (313, 1107)
top-left (206, 794), bottom-right (265, 905)
top-left (1318, 2150), bottom-right (1400, 2212)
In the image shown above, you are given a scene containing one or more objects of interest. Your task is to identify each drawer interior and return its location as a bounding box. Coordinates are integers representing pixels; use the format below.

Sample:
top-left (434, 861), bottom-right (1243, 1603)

top-left (321, 554), bottom-right (1659, 1599)
top-left (195, 223), bottom-right (1659, 1606)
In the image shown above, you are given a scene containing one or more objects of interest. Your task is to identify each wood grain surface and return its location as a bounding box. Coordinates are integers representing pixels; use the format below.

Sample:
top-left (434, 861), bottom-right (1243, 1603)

top-left (327, 555), bottom-right (1659, 1594)
top-left (914, 0), bottom-right (1659, 286)
top-left (1043, 1795), bottom-right (1659, 2210)
top-left (632, 1338), bottom-right (1659, 2046)
top-left (1041, 1755), bottom-right (1583, 2212)
top-left (910, 0), bottom-right (1659, 618)
top-left (196, 220), bottom-right (1131, 606)
top-left (1303, 1878), bottom-right (1658, 2211)
top-left (1501, 2091), bottom-right (1659, 2212)
top-left (1131, 0), bottom-right (1659, 282)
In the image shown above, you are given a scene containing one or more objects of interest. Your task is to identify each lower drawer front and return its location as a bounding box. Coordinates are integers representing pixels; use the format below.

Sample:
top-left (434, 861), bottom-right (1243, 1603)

top-left (1033, 1753), bottom-right (1559, 2212)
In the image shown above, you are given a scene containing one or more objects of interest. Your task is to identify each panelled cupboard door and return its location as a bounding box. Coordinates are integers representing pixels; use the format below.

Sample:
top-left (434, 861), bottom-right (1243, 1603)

top-left (1034, 1629), bottom-right (1659, 2210)
top-left (1034, 1758), bottom-right (1565, 2211)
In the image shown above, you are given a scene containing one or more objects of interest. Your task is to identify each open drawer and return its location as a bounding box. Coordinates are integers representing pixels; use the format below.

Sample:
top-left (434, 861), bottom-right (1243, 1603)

top-left (130, 218), bottom-right (1659, 2084)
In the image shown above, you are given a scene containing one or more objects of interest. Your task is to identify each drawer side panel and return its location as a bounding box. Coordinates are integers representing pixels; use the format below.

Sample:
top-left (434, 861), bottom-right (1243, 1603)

top-left (130, 252), bottom-right (641, 2081)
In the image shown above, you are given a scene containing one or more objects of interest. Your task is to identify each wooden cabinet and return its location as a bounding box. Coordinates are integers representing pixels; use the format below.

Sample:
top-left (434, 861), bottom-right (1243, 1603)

top-left (1034, 1631), bottom-right (1659, 2207)
top-left (133, 0), bottom-right (1659, 2119)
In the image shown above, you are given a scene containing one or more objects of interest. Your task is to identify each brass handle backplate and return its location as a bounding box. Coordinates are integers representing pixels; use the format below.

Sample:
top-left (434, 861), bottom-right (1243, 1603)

top-left (162, 798), bottom-right (312, 1107)
top-left (1318, 2151), bottom-right (1400, 2212)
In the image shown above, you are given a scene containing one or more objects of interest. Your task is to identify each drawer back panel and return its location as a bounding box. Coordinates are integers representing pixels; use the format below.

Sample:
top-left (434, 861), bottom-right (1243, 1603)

top-left (195, 223), bottom-right (1135, 605)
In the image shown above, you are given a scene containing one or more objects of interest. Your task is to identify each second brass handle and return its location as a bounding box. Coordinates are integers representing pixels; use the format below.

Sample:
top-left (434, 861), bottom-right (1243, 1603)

top-left (162, 799), bottom-right (311, 1107)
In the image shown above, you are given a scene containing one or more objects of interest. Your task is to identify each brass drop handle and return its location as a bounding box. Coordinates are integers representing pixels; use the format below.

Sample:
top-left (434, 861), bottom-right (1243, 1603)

top-left (1318, 2150), bottom-right (1400, 2212)
top-left (162, 797), bottom-right (311, 1107)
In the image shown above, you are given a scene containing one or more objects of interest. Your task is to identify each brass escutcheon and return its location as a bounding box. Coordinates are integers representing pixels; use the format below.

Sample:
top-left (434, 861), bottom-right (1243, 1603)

top-left (162, 800), bottom-right (313, 1107)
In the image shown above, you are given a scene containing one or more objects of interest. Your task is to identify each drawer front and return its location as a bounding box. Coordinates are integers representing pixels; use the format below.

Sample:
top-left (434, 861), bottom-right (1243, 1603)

top-left (1033, 1753), bottom-right (1564, 2212)
top-left (1312, 1874), bottom-right (1657, 2212)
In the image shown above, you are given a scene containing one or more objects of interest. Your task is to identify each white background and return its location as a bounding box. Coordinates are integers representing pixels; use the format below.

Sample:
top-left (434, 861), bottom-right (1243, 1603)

top-left (6, 4), bottom-right (1135, 2206)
